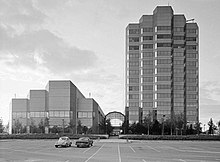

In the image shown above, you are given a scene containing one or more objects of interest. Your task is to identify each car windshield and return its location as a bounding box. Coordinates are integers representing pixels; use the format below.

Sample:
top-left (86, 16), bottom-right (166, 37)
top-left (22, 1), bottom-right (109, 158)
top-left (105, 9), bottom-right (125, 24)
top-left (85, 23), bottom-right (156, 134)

top-left (60, 137), bottom-right (68, 140)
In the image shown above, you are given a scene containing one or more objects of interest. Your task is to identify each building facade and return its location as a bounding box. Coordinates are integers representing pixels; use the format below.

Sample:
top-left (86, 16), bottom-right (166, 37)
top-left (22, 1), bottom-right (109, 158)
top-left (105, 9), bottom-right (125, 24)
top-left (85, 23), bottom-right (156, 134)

top-left (125, 6), bottom-right (199, 126)
top-left (9, 80), bottom-right (105, 134)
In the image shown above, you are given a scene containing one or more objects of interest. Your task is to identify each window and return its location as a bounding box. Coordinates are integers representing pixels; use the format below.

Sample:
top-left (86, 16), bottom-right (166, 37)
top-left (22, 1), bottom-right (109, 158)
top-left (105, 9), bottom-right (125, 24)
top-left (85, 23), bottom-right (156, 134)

top-left (186, 94), bottom-right (197, 99)
top-left (157, 76), bottom-right (170, 81)
top-left (129, 61), bottom-right (139, 67)
top-left (186, 70), bottom-right (196, 74)
top-left (143, 52), bottom-right (153, 58)
top-left (143, 93), bottom-right (153, 99)
top-left (173, 60), bottom-right (184, 65)
top-left (129, 94), bottom-right (139, 99)
top-left (157, 68), bottom-right (171, 73)
top-left (143, 102), bottom-right (153, 107)
top-left (129, 102), bottom-right (139, 107)
top-left (129, 53), bottom-right (139, 58)
top-left (157, 26), bottom-right (171, 31)
top-left (186, 78), bottom-right (197, 82)
top-left (78, 112), bottom-right (93, 118)
top-left (173, 44), bottom-right (185, 48)
top-left (186, 45), bottom-right (197, 50)
top-left (186, 61), bottom-right (196, 66)
top-left (173, 27), bottom-right (184, 32)
top-left (129, 37), bottom-right (139, 42)
top-left (129, 29), bottom-right (139, 34)
top-left (186, 86), bottom-right (197, 91)
top-left (143, 36), bottom-right (153, 41)
top-left (143, 69), bottom-right (153, 74)
top-left (129, 111), bottom-right (139, 115)
top-left (157, 101), bottom-right (171, 106)
top-left (174, 93), bottom-right (184, 98)
top-left (174, 102), bottom-right (184, 106)
top-left (173, 68), bottom-right (184, 73)
top-left (129, 78), bottom-right (139, 83)
top-left (157, 34), bottom-right (171, 39)
top-left (173, 52), bottom-right (184, 57)
top-left (174, 77), bottom-right (184, 82)
top-left (129, 46), bottom-right (139, 51)
top-left (143, 60), bottom-right (153, 65)
top-left (186, 29), bottom-right (196, 34)
top-left (143, 27), bottom-right (153, 32)
top-left (143, 85), bottom-right (153, 90)
top-left (143, 77), bottom-right (153, 82)
top-left (173, 36), bottom-right (185, 40)
top-left (157, 84), bottom-right (171, 89)
top-left (129, 86), bottom-right (139, 91)
top-left (157, 51), bottom-right (171, 57)
top-left (129, 70), bottom-right (139, 75)
top-left (157, 43), bottom-right (172, 47)
top-left (173, 85), bottom-right (184, 90)
top-left (186, 53), bottom-right (196, 58)
top-left (186, 37), bottom-right (196, 41)
top-left (143, 44), bottom-right (153, 49)
top-left (157, 93), bottom-right (171, 98)
top-left (157, 59), bottom-right (171, 64)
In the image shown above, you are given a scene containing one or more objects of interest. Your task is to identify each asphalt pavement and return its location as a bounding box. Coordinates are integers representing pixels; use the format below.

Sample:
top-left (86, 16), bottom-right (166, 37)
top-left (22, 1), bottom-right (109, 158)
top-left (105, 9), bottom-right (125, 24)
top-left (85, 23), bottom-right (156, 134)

top-left (0, 139), bottom-right (220, 162)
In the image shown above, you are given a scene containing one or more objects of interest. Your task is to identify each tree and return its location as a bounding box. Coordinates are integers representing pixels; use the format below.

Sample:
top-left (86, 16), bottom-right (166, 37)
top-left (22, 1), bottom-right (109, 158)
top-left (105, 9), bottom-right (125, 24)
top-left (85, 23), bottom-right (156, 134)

top-left (77, 120), bottom-right (83, 134)
top-left (38, 119), bottom-right (45, 133)
top-left (0, 118), bottom-right (4, 133)
top-left (30, 118), bottom-right (37, 133)
top-left (174, 113), bottom-right (184, 135)
top-left (68, 119), bottom-right (75, 134)
top-left (194, 121), bottom-right (202, 135)
top-left (208, 118), bottom-right (217, 135)
top-left (151, 120), bottom-right (161, 135)
top-left (82, 126), bottom-right (88, 134)
top-left (217, 120), bottom-right (220, 135)
top-left (143, 111), bottom-right (152, 135)
top-left (105, 118), bottom-right (113, 135)
top-left (14, 119), bottom-right (22, 134)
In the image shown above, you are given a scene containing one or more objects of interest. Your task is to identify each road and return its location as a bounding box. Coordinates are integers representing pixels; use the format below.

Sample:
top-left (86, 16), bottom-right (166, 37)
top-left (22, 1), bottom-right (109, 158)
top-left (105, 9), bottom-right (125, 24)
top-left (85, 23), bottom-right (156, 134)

top-left (0, 139), bottom-right (220, 162)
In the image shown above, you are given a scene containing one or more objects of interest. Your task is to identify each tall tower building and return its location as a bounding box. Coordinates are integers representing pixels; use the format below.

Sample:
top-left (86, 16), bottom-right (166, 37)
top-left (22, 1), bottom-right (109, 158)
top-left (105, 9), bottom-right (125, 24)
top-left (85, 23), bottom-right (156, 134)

top-left (125, 6), bottom-right (199, 126)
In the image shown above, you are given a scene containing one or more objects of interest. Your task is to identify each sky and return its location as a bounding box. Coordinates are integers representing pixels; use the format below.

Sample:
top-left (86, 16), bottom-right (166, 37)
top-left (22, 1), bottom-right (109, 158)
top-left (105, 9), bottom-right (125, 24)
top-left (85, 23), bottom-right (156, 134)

top-left (0, 0), bottom-right (220, 128)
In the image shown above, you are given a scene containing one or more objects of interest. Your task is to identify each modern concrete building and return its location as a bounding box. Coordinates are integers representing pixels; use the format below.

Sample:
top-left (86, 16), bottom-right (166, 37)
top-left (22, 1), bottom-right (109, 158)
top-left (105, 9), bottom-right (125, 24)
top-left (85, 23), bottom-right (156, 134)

top-left (9, 80), bottom-right (105, 134)
top-left (125, 6), bottom-right (199, 126)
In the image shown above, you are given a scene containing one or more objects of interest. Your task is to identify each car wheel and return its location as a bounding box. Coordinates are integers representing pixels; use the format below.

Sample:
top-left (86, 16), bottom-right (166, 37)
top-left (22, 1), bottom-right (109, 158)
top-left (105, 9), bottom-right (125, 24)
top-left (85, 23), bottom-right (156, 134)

top-left (55, 145), bottom-right (58, 148)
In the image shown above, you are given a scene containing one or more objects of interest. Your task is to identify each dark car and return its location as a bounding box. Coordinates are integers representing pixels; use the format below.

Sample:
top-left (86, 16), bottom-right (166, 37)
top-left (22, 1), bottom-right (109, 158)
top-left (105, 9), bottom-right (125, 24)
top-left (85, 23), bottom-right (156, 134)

top-left (55, 136), bottom-right (72, 148)
top-left (75, 137), bottom-right (93, 147)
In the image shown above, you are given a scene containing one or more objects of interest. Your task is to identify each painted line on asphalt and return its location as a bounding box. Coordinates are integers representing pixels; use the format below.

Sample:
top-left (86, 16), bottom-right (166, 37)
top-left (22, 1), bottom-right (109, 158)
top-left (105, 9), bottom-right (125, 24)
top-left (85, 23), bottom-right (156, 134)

top-left (142, 159), bottom-right (147, 162)
top-left (177, 159), bottom-right (186, 162)
top-left (129, 146), bottom-right (135, 153)
top-left (118, 143), bottom-right (122, 162)
top-left (146, 145), bottom-right (160, 152)
top-left (84, 144), bottom-right (105, 162)
top-left (167, 146), bottom-right (220, 154)
top-left (83, 146), bottom-right (94, 153)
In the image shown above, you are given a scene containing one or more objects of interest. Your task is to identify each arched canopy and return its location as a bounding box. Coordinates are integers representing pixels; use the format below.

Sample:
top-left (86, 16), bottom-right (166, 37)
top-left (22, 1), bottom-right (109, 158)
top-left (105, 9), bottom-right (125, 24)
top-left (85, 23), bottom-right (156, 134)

top-left (105, 111), bottom-right (125, 127)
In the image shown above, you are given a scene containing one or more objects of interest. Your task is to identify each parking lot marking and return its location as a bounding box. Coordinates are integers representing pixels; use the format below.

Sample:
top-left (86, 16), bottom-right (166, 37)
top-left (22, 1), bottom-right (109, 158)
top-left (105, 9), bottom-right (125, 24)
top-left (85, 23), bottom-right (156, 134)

top-left (129, 146), bottom-right (135, 153)
top-left (84, 144), bottom-right (105, 162)
top-left (83, 146), bottom-right (94, 153)
top-left (118, 143), bottom-right (122, 162)
top-left (142, 159), bottom-right (147, 162)
top-left (146, 145), bottom-right (160, 152)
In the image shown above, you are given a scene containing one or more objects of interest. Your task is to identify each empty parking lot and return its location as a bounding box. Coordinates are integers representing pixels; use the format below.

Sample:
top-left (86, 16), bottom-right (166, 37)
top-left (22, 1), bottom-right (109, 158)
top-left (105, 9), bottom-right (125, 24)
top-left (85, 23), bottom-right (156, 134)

top-left (0, 139), bottom-right (220, 162)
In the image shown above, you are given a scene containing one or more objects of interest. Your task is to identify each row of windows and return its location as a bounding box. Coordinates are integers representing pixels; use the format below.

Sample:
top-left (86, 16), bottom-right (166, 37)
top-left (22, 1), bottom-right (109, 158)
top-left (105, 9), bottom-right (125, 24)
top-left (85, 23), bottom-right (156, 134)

top-left (143, 69), bottom-right (154, 74)
top-left (143, 102), bottom-right (153, 107)
top-left (157, 51), bottom-right (171, 57)
top-left (143, 60), bottom-right (153, 65)
top-left (157, 68), bottom-right (171, 73)
top-left (157, 84), bottom-right (171, 89)
top-left (129, 46), bottom-right (139, 50)
top-left (173, 77), bottom-right (184, 82)
top-left (157, 59), bottom-right (172, 64)
top-left (129, 28), bottom-right (196, 35)
top-left (129, 111), bottom-right (139, 115)
top-left (129, 78), bottom-right (139, 83)
top-left (143, 85), bottom-right (153, 90)
top-left (30, 112), bottom-right (46, 118)
top-left (173, 52), bottom-right (184, 57)
top-left (129, 45), bottom-right (196, 51)
top-left (129, 86), bottom-right (139, 91)
top-left (78, 112), bottom-right (93, 118)
top-left (12, 112), bottom-right (26, 118)
top-left (186, 94), bottom-right (197, 99)
top-left (173, 68), bottom-right (184, 73)
top-left (158, 93), bottom-right (171, 98)
top-left (129, 94), bottom-right (139, 99)
top-left (129, 53), bottom-right (139, 58)
top-left (143, 77), bottom-right (153, 82)
top-left (49, 111), bottom-right (70, 117)
top-left (129, 102), bottom-right (139, 107)
top-left (143, 44), bottom-right (153, 49)
top-left (143, 52), bottom-right (153, 57)
top-left (186, 45), bottom-right (197, 50)
top-left (129, 61), bottom-right (139, 67)
top-left (186, 53), bottom-right (197, 58)
top-left (157, 102), bottom-right (171, 106)
top-left (129, 36), bottom-right (196, 42)
top-left (187, 111), bottom-right (197, 115)
top-left (129, 70), bottom-right (139, 75)
top-left (157, 43), bottom-right (172, 47)
top-left (143, 94), bottom-right (153, 99)
top-left (173, 85), bottom-right (184, 90)
top-left (157, 76), bottom-right (170, 81)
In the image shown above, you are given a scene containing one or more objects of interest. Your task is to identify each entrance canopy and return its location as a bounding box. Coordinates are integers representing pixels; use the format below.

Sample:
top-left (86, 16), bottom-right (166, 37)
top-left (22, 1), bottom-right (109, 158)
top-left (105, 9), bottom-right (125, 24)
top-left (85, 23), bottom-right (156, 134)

top-left (105, 111), bottom-right (125, 127)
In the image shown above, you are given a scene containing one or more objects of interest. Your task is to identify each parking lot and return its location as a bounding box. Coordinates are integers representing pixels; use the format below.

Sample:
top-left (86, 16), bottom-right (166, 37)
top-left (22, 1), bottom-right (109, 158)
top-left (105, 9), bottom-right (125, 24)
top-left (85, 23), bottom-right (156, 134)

top-left (0, 139), bottom-right (220, 162)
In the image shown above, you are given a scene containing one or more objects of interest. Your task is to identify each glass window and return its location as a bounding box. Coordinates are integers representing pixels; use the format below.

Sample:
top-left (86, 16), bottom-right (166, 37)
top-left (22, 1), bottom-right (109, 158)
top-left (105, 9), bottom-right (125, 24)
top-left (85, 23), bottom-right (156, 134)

top-left (129, 37), bottom-right (139, 42)
top-left (129, 86), bottom-right (139, 91)
top-left (143, 52), bottom-right (153, 58)
top-left (129, 61), bottom-right (139, 67)
top-left (143, 36), bottom-right (153, 41)
top-left (173, 52), bottom-right (184, 57)
top-left (157, 76), bottom-right (170, 81)
top-left (143, 60), bottom-right (153, 65)
top-left (129, 102), bottom-right (139, 107)
top-left (143, 85), bottom-right (153, 90)
top-left (186, 37), bottom-right (196, 41)
top-left (129, 94), bottom-right (139, 99)
top-left (129, 78), bottom-right (139, 83)
top-left (143, 93), bottom-right (153, 99)
top-left (186, 45), bottom-right (197, 50)
top-left (157, 101), bottom-right (171, 106)
top-left (174, 77), bottom-right (184, 82)
top-left (129, 70), bottom-right (139, 75)
top-left (143, 27), bottom-right (153, 32)
top-left (157, 51), bottom-right (171, 57)
top-left (173, 27), bottom-right (184, 32)
top-left (157, 84), bottom-right (170, 89)
top-left (173, 85), bottom-right (184, 90)
top-left (143, 77), bottom-right (153, 82)
top-left (157, 26), bottom-right (171, 31)
top-left (143, 69), bottom-right (153, 74)
top-left (129, 29), bottom-right (139, 34)
top-left (157, 43), bottom-right (172, 47)
top-left (158, 93), bottom-right (171, 98)
top-left (173, 60), bottom-right (184, 65)
top-left (157, 68), bottom-right (171, 73)
top-left (143, 102), bottom-right (153, 107)
top-left (157, 59), bottom-right (171, 64)
top-left (173, 44), bottom-right (185, 48)
top-left (173, 36), bottom-right (185, 40)
top-left (143, 44), bottom-right (153, 49)
top-left (186, 29), bottom-right (196, 34)
top-left (129, 46), bottom-right (139, 51)
top-left (157, 34), bottom-right (171, 39)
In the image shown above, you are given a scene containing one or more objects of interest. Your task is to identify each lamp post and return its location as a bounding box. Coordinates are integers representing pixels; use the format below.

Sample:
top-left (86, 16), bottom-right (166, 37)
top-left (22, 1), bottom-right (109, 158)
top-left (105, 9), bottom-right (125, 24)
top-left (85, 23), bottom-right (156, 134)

top-left (62, 119), bottom-right (65, 133)
top-left (162, 115), bottom-right (165, 136)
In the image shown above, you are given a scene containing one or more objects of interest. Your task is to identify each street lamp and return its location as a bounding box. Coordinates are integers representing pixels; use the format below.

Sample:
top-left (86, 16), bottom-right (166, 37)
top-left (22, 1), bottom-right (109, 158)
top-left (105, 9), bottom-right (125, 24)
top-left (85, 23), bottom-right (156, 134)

top-left (162, 115), bottom-right (165, 136)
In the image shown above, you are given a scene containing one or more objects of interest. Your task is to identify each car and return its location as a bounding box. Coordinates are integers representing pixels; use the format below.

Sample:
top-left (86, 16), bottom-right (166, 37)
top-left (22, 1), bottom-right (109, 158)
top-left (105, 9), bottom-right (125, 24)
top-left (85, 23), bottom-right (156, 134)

top-left (75, 137), bottom-right (93, 148)
top-left (55, 136), bottom-right (72, 148)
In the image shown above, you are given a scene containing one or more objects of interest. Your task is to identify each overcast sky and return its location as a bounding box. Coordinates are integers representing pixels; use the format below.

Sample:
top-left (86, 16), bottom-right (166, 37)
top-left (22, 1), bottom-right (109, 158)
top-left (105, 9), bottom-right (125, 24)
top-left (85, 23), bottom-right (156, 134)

top-left (0, 0), bottom-right (220, 127)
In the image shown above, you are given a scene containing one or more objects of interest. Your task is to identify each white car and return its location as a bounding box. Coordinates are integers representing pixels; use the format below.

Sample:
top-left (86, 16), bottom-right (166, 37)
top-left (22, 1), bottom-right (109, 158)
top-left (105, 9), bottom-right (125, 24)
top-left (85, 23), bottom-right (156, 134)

top-left (55, 136), bottom-right (72, 148)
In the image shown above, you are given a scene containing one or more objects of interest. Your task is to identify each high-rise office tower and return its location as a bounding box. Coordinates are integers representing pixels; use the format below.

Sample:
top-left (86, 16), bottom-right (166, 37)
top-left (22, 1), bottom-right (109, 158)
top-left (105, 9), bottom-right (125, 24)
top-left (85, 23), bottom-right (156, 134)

top-left (125, 6), bottom-right (199, 126)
